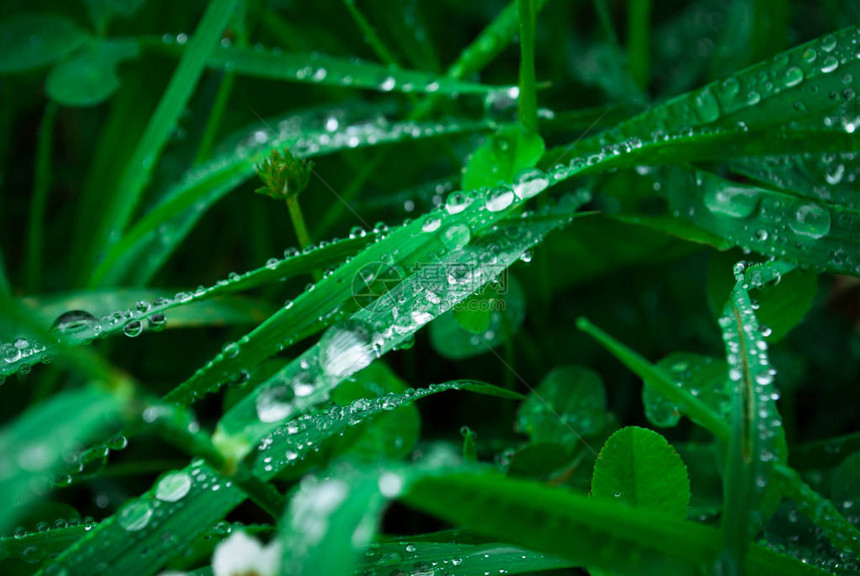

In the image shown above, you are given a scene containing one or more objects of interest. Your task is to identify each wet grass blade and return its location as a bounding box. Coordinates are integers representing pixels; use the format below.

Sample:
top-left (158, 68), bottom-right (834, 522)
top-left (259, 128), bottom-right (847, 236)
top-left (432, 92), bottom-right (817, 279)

top-left (361, 539), bottom-right (571, 576)
top-left (91, 112), bottom-right (491, 287)
top-left (43, 382), bottom-right (512, 576)
top-left (142, 36), bottom-right (504, 95)
top-left (716, 260), bottom-right (788, 572)
top-left (81, 0), bottom-right (240, 282)
top-left (0, 388), bottom-right (124, 534)
top-left (402, 471), bottom-right (830, 576)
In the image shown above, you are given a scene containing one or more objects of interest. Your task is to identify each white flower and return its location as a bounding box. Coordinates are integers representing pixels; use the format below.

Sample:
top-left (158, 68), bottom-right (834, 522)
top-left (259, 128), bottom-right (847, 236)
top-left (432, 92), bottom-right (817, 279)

top-left (212, 531), bottom-right (281, 576)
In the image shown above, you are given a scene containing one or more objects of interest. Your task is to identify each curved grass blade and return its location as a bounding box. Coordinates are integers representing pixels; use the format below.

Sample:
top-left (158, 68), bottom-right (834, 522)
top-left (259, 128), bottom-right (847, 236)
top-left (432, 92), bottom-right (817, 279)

top-left (716, 260), bottom-right (788, 572)
top-left (41, 382), bottom-right (512, 576)
top-left (142, 36), bottom-right (504, 95)
top-left (775, 464), bottom-right (860, 557)
top-left (81, 0), bottom-right (240, 283)
top-left (92, 112), bottom-right (492, 286)
top-left (402, 471), bottom-right (831, 576)
top-left (0, 388), bottom-right (124, 535)
top-left (361, 539), bottom-right (571, 576)
top-left (207, 196), bottom-right (581, 448)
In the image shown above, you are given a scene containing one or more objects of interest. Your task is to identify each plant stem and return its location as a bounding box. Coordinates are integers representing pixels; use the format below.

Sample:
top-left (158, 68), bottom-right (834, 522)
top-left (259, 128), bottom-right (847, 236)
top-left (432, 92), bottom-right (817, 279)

top-left (0, 250), bottom-right (10, 298)
top-left (286, 193), bottom-right (313, 251)
top-left (25, 102), bottom-right (58, 292)
top-left (517, 0), bottom-right (539, 133)
top-left (194, 2), bottom-right (248, 166)
top-left (627, 0), bottom-right (651, 91)
top-left (341, 0), bottom-right (399, 68)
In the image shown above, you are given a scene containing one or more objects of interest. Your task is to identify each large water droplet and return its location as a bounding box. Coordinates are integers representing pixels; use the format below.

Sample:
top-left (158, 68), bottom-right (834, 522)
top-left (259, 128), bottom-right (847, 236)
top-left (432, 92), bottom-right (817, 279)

top-left (155, 471), bottom-right (192, 502)
top-left (319, 320), bottom-right (381, 378)
top-left (117, 500), bottom-right (153, 532)
top-left (445, 192), bottom-right (471, 214)
top-left (51, 310), bottom-right (96, 335)
top-left (703, 185), bottom-right (761, 218)
top-left (789, 202), bottom-right (831, 239)
top-left (784, 66), bottom-right (804, 87)
top-left (122, 320), bottom-right (143, 338)
top-left (256, 384), bottom-right (296, 423)
top-left (512, 168), bottom-right (549, 200)
top-left (693, 87), bottom-right (720, 123)
top-left (485, 186), bottom-right (514, 212)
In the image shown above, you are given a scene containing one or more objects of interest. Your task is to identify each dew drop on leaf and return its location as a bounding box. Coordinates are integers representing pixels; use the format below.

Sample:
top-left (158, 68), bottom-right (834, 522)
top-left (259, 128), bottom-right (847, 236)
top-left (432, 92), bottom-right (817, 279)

top-left (155, 471), bottom-right (192, 502)
top-left (51, 310), bottom-right (97, 335)
top-left (122, 320), bottom-right (143, 338)
top-left (789, 202), bottom-right (831, 239)
top-left (485, 186), bottom-right (515, 212)
top-left (703, 185), bottom-right (761, 218)
top-left (319, 320), bottom-right (381, 378)
top-left (117, 500), bottom-right (153, 532)
top-left (693, 87), bottom-right (720, 123)
top-left (256, 384), bottom-right (296, 423)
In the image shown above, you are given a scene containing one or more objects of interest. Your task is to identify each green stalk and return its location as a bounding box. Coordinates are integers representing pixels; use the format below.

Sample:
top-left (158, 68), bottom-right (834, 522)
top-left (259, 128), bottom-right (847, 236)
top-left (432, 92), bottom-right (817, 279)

top-left (341, 0), bottom-right (400, 68)
top-left (517, 0), bottom-right (539, 132)
top-left (576, 317), bottom-right (730, 441)
top-left (627, 0), bottom-right (651, 90)
top-left (194, 2), bottom-right (248, 166)
top-left (0, 250), bottom-right (10, 298)
top-left (87, 0), bottom-right (239, 286)
top-left (286, 193), bottom-right (313, 251)
top-left (25, 102), bottom-right (58, 292)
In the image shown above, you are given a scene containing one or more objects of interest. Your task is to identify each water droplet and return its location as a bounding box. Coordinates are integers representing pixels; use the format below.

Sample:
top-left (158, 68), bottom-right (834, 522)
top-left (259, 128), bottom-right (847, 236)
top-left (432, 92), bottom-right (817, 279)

top-left (485, 187), bottom-right (514, 212)
top-left (51, 310), bottom-right (96, 335)
top-left (379, 76), bottom-right (396, 91)
top-left (512, 168), bottom-right (549, 200)
top-left (155, 471), bottom-right (192, 502)
top-left (821, 56), bottom-right (839, 74)
top-left (222, 341), bottom-right (240, 358)
top-left (789, 202), bottom-right (831, 239)
top-left (693, 87), bottom-right (720, 123)
top-left (445, 192), bottom-right (471, 215)
top-left (117, 500), bottom-right (153, 532)
top-left (747, 90), bottom-right (761, 106)
top-left (784, 66), bottom-right (804, 87)
top-left (122, 320), bottom-right (143, 338)
top-left (148, 313), bottom-right (167, 332)
top-left (256, 384), bottom-right (296, 423)
top-left (703, 185), bottom-right (761, 218)
top-left (319, 320), bottom-right (381, 378)
top-left (422, 216), bottom-right (441, 233)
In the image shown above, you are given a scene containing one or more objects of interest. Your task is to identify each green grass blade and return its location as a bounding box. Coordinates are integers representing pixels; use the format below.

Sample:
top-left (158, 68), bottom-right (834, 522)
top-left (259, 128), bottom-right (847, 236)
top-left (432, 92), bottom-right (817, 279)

top-left (361, 539), bottom-right (571, 575)
top-left (91, 112), bottom-right (491, 287)
top-left (402, 471), bottom-right (831, 576)
top-left (0, 388), bottom-right (124, 534)
top-left (717, 260), bottom-right (789, 572)
top-left (141, 36), bottom-right (501, 95)
top-left (576, 318), bottom-right (730, 440)
top-left (197, 198), bottom-right (583, 445)
top-left (43, 382), bottom-right (511, 576)
top-left (83, 0), bottom-right (239, 280)
top-left (24, 102), bottom-right (57, 292)
top-left (775, 464), bottom-right (860, 557)
top-left (516, 0), bottom-right (538, 132)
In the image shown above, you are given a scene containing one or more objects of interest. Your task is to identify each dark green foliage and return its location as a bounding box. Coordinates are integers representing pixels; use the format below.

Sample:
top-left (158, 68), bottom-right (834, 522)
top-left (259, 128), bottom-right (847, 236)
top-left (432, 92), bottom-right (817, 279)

top-left (0, 1), bottom-right (858, 575)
